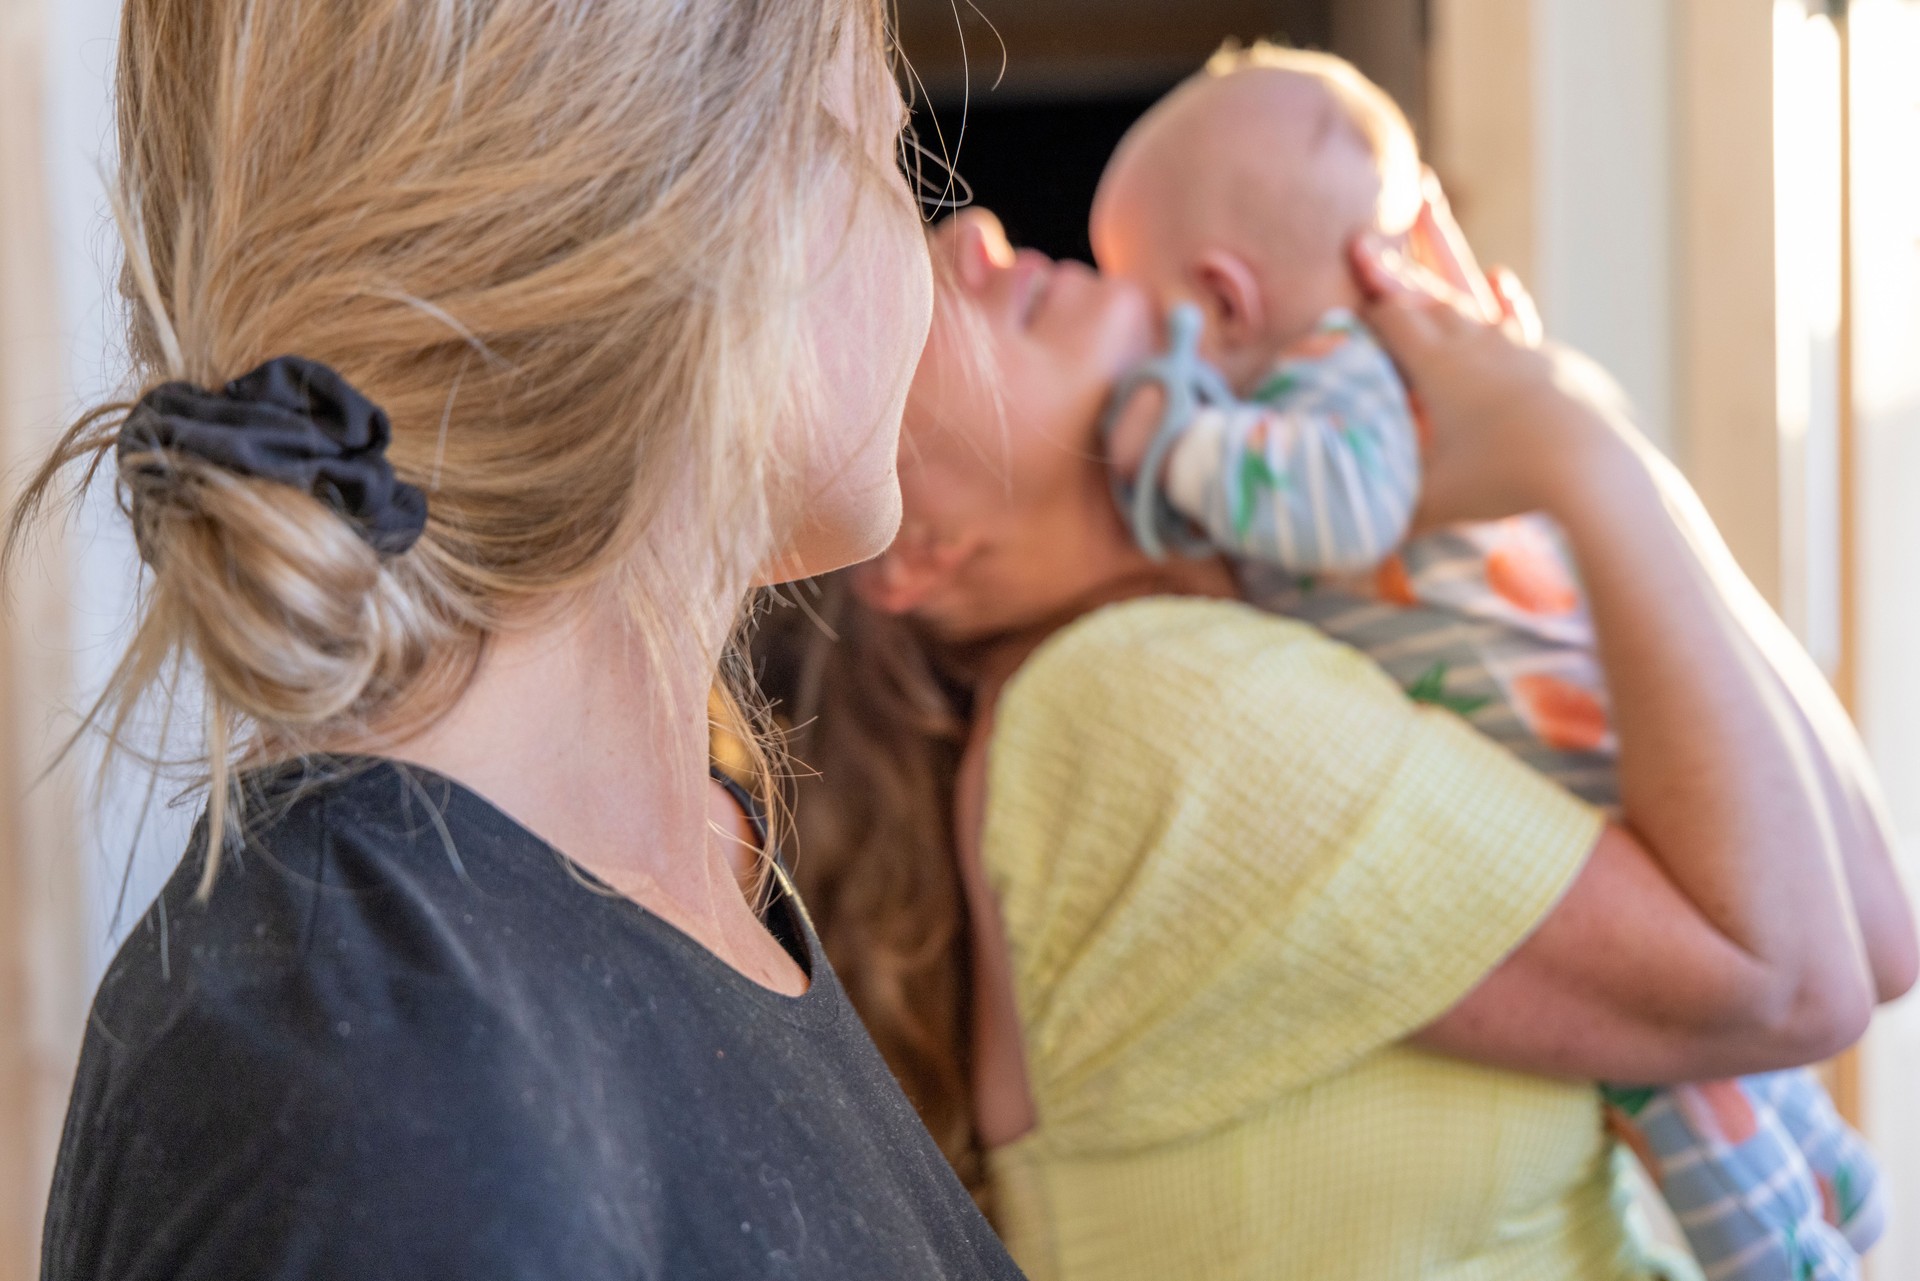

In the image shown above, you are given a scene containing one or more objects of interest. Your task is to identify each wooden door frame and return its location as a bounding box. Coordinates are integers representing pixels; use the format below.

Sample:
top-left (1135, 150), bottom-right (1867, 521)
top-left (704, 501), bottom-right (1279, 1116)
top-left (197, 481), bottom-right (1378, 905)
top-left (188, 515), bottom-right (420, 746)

top-left (1830, 0), bottom-right (1862, 1129)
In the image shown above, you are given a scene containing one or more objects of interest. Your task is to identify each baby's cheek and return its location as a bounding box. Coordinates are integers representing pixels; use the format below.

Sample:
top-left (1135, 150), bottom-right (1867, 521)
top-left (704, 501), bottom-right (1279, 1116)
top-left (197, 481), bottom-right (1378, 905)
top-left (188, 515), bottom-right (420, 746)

top-left (1190, 320), bottom-right (1226, 361)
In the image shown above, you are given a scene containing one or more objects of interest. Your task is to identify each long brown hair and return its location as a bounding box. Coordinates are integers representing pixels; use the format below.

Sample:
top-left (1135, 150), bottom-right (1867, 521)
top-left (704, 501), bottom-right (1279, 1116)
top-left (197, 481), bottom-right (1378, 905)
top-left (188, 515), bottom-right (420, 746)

top-left (752, 575), bottom-right (984, 1199)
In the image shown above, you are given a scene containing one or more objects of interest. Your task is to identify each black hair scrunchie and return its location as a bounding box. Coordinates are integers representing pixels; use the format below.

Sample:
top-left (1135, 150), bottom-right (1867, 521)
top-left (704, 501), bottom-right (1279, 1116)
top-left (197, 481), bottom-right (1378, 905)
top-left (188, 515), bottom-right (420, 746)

top-left (117, 356), bottom-right (428, 556)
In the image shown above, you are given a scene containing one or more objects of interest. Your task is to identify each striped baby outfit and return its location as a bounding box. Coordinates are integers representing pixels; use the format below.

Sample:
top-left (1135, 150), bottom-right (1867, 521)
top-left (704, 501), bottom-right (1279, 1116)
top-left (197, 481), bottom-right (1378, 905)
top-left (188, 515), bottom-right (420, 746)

top-left (1104, 304), bottom-right (1886, 1281)
top-left (1604, 1075), bottom-right (1885, 1281)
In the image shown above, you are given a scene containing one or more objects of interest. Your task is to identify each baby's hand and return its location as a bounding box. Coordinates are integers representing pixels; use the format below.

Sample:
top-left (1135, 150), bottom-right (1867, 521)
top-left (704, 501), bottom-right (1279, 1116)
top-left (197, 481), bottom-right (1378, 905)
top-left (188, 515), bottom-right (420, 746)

top-left (1105, 378), bottom-right (1167, 483)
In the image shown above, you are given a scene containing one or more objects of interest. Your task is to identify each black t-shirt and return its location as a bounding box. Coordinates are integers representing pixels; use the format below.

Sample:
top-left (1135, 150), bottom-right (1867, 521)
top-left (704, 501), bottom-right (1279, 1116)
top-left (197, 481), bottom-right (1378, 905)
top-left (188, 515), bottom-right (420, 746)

top-left (43, 760), bottom-right (1023, 1281)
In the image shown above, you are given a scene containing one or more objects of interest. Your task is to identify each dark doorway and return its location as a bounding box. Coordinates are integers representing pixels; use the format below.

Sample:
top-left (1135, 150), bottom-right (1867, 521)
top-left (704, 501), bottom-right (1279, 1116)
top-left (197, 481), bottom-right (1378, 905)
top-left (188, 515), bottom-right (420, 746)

top-left (895, 0), bottom-right (1428, 263)
top-left (905, 93), bottom-right (1163, 264)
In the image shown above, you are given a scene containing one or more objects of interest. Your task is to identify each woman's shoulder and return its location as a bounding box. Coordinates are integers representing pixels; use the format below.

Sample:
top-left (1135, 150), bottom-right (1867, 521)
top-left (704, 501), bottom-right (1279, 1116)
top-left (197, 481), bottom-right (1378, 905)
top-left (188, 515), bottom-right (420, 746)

top-left (54, 796), bottom-right (1019, 1281)
top-left (1025, 594), bottom-right (1333, 671)
top-left (75, 763), bottom-right (641, 1096)
top-left (72, 779), bottom-right (552, 1114)
top-left (1001, 594), bottom-right (1409, 765)
top-left (1015, 592), bottom-right (1391, 690)
top-left (51, 850), bottom-right (614, 1278)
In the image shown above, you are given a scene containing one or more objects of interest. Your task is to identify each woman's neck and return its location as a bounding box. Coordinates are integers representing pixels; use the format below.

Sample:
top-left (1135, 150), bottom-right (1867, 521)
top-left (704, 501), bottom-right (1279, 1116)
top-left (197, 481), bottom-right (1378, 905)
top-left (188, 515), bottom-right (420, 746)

top-left (378, 577), bottom-right (808, 993)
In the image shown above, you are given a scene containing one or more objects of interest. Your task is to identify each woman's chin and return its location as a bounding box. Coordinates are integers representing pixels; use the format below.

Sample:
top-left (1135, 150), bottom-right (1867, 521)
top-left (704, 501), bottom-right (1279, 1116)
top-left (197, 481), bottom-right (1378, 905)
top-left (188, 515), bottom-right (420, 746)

top-left (757, 487), bottom-right (904, 587)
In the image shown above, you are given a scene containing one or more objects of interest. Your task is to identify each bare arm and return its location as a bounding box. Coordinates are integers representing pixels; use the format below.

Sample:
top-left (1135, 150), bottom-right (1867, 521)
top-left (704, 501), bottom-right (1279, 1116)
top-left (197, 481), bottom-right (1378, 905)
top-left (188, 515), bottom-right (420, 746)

top-left (1355, 252), bottom-right (1894, 1083)
top-left (1404, 185), bottom-right (1916, 1011)
top-left (1676, 487), bottom-right (1918, 1002)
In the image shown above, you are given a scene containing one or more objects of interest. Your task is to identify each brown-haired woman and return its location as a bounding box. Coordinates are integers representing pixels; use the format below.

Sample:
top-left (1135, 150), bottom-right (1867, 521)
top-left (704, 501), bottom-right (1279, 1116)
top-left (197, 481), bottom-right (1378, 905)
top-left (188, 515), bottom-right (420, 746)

top-left (760, 208), bottom-right (1916, 1278)
top-left (11, 4), bottom-right (1024, 1278)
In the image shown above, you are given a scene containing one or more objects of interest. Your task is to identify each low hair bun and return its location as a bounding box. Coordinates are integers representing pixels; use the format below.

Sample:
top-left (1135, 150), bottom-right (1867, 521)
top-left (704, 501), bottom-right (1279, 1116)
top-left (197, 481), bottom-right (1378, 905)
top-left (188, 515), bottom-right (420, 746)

top-left (123, 456), bottom-right (407, 728)
top-left (118, 356), bottom-right (428, 561)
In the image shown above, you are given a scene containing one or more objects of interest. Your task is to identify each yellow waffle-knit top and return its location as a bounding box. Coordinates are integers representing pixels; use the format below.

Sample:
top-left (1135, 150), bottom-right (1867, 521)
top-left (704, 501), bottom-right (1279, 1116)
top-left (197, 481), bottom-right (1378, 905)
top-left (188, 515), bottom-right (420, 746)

top-left (981, 597), bottom-right (1655, 1281)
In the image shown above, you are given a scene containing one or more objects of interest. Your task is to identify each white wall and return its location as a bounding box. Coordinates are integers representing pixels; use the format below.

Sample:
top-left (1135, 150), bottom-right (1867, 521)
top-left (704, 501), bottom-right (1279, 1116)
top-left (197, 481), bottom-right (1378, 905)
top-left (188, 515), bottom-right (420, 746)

top-left (42, 0), bottom-right (195, 985)
top-left (1532, 0), bottom-right (1675, 454)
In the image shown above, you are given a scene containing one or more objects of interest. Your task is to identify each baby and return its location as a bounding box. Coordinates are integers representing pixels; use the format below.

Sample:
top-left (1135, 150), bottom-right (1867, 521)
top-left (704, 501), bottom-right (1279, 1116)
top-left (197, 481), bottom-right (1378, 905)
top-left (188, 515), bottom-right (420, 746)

top-left (1090, 42), bottom-right (1884, 1281)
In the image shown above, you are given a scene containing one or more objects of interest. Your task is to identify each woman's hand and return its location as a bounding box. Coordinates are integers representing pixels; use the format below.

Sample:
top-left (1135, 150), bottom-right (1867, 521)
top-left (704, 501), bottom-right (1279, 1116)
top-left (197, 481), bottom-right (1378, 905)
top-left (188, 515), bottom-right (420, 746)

top-left (1397, 170), bottom-right (1543, 342)
top-left (1350, 233), bottom-right (1637, 532)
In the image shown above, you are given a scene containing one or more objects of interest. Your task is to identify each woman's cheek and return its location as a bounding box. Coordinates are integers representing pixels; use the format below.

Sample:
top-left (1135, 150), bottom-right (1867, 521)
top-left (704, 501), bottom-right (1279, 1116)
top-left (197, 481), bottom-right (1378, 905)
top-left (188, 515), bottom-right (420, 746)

top-left (894, 232), bottom-right (936, 424)
top-left (1015, 384), bottom-right (1105, 481)
top-left (1101, 294), bottom-right (1159, 378)
top-left (772, 192), bottom-right (931, 576)
top-left (836, 194), bottom-right (932, 460)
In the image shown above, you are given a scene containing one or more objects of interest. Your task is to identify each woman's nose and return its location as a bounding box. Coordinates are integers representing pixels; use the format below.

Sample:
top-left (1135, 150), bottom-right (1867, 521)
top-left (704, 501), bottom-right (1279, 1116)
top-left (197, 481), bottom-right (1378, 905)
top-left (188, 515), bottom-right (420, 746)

top-left (945, 208), bottom-right (1017, 294)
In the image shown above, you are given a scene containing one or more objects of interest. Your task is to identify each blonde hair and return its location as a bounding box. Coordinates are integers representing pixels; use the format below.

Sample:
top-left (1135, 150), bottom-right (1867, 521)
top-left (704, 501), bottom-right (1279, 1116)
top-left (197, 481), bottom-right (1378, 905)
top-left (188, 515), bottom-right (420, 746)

top-left (1205, 40), bottom-right (1423, 233)
top-left (6, 0), bottom-right (899, 892)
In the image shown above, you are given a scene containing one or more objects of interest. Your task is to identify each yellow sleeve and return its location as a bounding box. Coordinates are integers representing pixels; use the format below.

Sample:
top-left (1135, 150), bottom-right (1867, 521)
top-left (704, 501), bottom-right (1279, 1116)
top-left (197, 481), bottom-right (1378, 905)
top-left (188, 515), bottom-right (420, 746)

top-left (984, 597), bottom-right (1605, 1156)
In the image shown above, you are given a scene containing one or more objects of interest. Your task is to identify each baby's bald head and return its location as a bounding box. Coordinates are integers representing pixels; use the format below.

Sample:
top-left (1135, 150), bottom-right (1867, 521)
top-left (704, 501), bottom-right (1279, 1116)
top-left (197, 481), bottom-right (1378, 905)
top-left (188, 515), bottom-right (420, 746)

top-left (1091, 45), bottom-right (1421, 384)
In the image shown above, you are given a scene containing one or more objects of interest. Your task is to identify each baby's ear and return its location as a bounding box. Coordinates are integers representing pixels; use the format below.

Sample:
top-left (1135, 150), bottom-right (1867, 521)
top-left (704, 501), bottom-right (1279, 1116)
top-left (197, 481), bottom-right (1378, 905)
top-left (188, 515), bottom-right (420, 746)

top-left (850, 525), bottom-right (975, 616)
top-left (1192, 250), bottom-right (1265, 350)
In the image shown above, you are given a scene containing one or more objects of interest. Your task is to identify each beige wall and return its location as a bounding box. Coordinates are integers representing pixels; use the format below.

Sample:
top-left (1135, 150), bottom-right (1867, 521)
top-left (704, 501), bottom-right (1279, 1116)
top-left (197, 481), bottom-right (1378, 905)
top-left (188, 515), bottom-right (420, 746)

top-left (1431, 0), bottom-right (1685, 469)
top-left (0, 0), bottom-right (86, 1276)
top-left (1428, 0), bottom-right (1535, 286)
top-left (1672, 0), bottom-right (1784, 606)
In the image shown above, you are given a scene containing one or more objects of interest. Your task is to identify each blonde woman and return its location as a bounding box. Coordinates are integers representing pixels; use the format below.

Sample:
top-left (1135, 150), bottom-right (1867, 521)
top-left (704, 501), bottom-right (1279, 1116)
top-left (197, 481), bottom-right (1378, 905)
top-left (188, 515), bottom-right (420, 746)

top-left (12, 4), bottom-right (1023, 1278)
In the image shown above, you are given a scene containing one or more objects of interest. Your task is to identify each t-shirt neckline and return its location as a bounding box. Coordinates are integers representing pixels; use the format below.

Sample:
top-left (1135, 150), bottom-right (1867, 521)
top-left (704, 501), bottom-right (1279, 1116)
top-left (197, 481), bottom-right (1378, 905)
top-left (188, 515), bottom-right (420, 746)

top-left (246, 753), bottom-right (837, 1027)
